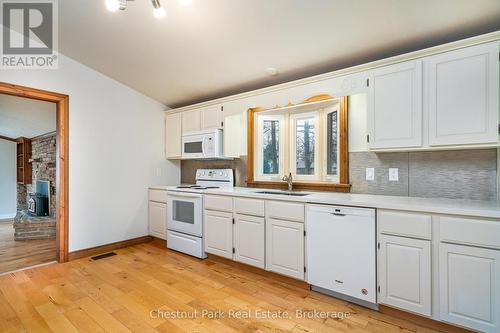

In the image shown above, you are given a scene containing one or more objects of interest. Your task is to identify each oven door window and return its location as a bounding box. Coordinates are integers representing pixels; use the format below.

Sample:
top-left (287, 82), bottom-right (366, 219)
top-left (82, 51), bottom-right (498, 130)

top-left (172, 200), bottom-right (195, 224)
top-left (184, 141), bottom-right (203, 154)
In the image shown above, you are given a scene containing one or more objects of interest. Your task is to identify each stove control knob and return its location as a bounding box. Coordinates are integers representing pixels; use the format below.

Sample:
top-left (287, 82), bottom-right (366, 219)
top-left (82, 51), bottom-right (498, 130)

top-left (201, 171), bottom-right (205, 176)
top-left (219, 171), bottom-right (223, 176)
top-left (196, 172), bottom-right (201, 177)
top-left (223, 172), bottom-right (228, 177)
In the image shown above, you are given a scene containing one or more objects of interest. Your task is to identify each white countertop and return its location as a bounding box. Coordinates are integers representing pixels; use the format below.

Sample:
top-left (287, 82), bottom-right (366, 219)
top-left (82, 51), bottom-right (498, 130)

top-left (150, 185), bottom-right (500, 219)
top-left (149, 185), bottom-right (170, 190)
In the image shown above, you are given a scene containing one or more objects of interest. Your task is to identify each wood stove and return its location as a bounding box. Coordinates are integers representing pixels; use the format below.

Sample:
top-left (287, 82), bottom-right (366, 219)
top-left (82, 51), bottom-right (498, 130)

top-left (28, 180), bottom-right (50, 217)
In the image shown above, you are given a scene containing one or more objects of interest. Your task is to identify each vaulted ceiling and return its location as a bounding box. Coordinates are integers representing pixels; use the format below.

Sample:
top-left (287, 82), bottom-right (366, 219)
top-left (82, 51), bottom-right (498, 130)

top-left (59, 0), bottom-right (500, 108)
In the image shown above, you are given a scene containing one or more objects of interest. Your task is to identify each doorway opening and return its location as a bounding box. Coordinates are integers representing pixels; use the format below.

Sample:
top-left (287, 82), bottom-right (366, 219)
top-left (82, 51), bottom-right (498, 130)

top-left (0, 82), bottom-right (68, 274)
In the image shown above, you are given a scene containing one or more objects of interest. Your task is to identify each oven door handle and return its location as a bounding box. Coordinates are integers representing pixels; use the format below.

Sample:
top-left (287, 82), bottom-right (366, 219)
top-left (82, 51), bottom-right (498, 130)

top-left (167, 191), bottom-right (203, 199)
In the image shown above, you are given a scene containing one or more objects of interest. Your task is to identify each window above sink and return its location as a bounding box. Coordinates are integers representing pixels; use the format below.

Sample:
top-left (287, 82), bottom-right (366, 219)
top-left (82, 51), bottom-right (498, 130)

top-left (247, 94), bottom-right (350, 193)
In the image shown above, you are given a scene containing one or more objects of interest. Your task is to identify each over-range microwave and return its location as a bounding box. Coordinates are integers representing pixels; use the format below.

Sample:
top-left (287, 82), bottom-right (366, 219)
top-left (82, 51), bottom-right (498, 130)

top-left (182, 129), bottom-right (223, 159)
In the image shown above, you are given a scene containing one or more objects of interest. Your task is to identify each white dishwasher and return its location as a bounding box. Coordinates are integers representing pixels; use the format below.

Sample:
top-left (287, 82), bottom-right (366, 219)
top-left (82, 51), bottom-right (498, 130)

top-left (306, 204), bottom-right (377, 309)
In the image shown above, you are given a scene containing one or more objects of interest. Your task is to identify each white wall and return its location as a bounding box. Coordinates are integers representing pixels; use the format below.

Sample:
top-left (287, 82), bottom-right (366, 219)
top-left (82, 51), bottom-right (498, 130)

top-left (0, 139), bottom-right (16, 219)
top-left (1, 55), bottom-right (180, 251)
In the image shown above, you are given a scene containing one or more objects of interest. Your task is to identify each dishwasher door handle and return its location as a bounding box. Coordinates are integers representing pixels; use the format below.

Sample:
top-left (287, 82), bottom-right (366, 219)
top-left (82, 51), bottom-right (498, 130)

top-left (331, 212), bottom-right (346, 217)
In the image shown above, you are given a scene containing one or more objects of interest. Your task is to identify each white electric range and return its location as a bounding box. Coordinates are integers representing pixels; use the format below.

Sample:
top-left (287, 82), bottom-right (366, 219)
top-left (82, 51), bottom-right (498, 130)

top-left (166, 169), bottom-right (234, 258)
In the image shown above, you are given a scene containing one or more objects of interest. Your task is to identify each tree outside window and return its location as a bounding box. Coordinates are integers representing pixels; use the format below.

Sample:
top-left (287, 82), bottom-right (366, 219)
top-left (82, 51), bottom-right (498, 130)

top-left (262, 120), bottom-right (279, 174)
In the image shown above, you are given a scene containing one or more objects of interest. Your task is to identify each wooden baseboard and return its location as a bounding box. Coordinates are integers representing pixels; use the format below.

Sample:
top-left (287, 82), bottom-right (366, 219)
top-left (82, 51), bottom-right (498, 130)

top-left (150, 236), bottom-right (166, 249)
top-left (379, 305), bottom-right (475, 333)
top-left (207, 254), bottom-right (310, 290)
top-left (68, 236), bottom-right (153, 261)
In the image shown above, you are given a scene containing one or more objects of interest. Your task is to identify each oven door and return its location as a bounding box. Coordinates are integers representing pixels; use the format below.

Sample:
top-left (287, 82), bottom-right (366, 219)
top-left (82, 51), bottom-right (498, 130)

top-left (182, 134), bottom-right (207, 159)
top-left (167, 191), bottom-right (203, 237)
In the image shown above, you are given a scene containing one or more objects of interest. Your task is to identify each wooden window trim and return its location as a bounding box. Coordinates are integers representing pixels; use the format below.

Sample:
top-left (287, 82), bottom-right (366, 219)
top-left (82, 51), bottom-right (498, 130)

top-left (0, 82), bottom-right (69, 262)
top-left (247, 95), bottom-right (350, 192)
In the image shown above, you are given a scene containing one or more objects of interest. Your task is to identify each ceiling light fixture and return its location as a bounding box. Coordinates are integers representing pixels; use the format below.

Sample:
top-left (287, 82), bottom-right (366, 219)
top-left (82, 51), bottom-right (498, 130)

top-left (151, 0), bottom-right (166, 18)
top-left (105, 0), bottom-right (182, 19)
top-left (105, 0), bottom-right (127, 12)
top-left (265, 67), bottom-right (279, 76)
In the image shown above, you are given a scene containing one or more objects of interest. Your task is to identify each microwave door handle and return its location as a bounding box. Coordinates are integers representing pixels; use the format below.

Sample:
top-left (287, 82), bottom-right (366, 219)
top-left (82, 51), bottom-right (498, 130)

top-left (201, 136), bottom-right (207, 157)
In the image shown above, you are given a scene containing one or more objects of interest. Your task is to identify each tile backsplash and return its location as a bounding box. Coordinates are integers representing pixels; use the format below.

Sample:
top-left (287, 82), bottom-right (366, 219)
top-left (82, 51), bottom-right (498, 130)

top-left (349, 149), bottom-right (497, 201)
top-left (180, 149), bottom-right (498, 201)
top-left (181, 156), bottom-right (247, 186)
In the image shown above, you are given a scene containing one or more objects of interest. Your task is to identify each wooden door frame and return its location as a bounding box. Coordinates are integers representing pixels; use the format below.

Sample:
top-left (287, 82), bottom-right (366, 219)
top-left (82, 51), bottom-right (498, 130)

top-left (0, 82), bottom-right (69, 262)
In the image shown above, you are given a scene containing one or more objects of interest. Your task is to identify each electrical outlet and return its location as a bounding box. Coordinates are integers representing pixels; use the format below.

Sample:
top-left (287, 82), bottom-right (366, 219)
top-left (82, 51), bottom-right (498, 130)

top-left (366, 168), bottom-right (375, 181)
top-left (389, 168), bottom-right (399, 181)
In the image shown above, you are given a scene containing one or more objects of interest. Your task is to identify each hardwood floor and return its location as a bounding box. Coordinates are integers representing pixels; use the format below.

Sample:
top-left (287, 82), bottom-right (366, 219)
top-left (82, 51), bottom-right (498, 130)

top-left (0, 241), bottom-right (455, 333)
top-left (0, 220), bottom-right (57, 274)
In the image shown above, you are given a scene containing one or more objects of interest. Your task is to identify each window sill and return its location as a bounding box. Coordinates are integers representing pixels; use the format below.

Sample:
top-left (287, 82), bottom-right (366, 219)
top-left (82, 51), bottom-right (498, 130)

top-left (246, 180), bottom-right (351, 192)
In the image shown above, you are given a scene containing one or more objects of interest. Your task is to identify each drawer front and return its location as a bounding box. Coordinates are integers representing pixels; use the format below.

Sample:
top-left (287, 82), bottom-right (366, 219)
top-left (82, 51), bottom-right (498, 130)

top-left (234, 198), bottom-right (265, 217)
top-left (266, 201), bottom-right (305, 222)
top-left (149, 189), bottom-right (167, 203)
top-left (378, 210), bottom-right (432, 240)
top-left (205, 195), bottom-right (233, 212)
top-left (439, 216), bottom-right (500, 249)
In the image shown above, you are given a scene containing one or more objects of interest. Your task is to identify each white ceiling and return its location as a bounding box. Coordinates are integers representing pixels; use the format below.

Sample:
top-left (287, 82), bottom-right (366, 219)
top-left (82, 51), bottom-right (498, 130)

top-left (59, 0), bottom-right (500, 108)
top-left (0, 95), bottom-right (56, 139)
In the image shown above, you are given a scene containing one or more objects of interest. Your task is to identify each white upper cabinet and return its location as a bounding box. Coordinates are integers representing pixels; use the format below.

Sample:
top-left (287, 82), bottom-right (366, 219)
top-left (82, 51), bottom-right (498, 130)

top-left (427, 42), bottom-right (499, 146)
top-left (224, 112), bottom-right (246, 158)
top-left (368, 60), bottom-right (423, 149)
top-left (201, 105), bottom-right (223, 130)
top-left (181, 109), bottom-right (202, 134)
top-left (180, 105), bottom-right (223, 134)
top-left (165, 113), bottom-right (182, 159)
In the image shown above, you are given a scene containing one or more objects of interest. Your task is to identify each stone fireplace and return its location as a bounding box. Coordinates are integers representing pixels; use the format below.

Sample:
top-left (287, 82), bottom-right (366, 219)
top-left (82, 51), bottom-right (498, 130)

top-left (14, 133), bottom-right (57, 241)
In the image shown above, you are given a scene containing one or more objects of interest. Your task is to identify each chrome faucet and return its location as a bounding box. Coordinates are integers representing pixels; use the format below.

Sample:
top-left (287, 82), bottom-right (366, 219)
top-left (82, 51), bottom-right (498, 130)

top-left (282, 172), bottom-right (293, 191)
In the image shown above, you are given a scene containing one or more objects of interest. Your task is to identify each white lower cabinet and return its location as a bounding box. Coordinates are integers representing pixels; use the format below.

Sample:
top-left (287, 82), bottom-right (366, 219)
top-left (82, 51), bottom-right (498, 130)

top-left (378, 234), bottom-right (432, 316)
top-left (439, 243), bottom-right (500, 333)
top-left (266, 218), bottom-right (304, 280)
top-left (204, 210), bottom-right (233, 259)
top-left (234, 214), bottom-right (265, 269)
top-left (149, 201), bottom-right (166, 240)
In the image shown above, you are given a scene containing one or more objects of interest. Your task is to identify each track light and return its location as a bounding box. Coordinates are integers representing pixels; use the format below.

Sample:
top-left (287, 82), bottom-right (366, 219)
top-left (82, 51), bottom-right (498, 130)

top-left (105, 0), bottom-right (188, 18)
top-left (105, 0), bottom-right (126, 12)
top-left (151, 0), bottom-right (166, 18)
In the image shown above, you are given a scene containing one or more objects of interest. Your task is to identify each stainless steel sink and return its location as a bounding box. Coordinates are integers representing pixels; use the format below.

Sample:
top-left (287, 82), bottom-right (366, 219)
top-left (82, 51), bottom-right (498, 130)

top-left (255, 190), bottom-right (310, 197)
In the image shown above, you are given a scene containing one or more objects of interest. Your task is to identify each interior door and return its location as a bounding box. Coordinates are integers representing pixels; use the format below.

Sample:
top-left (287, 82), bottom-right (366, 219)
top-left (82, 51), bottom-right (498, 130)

top-left (379, 234), bottom-right (431, 316)
top-left (439, 243), bottom-right (500, 332)
top-left (234, 214), bottom-right (265, 268)
top-left (367, 60), bottom-right (423, 149)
